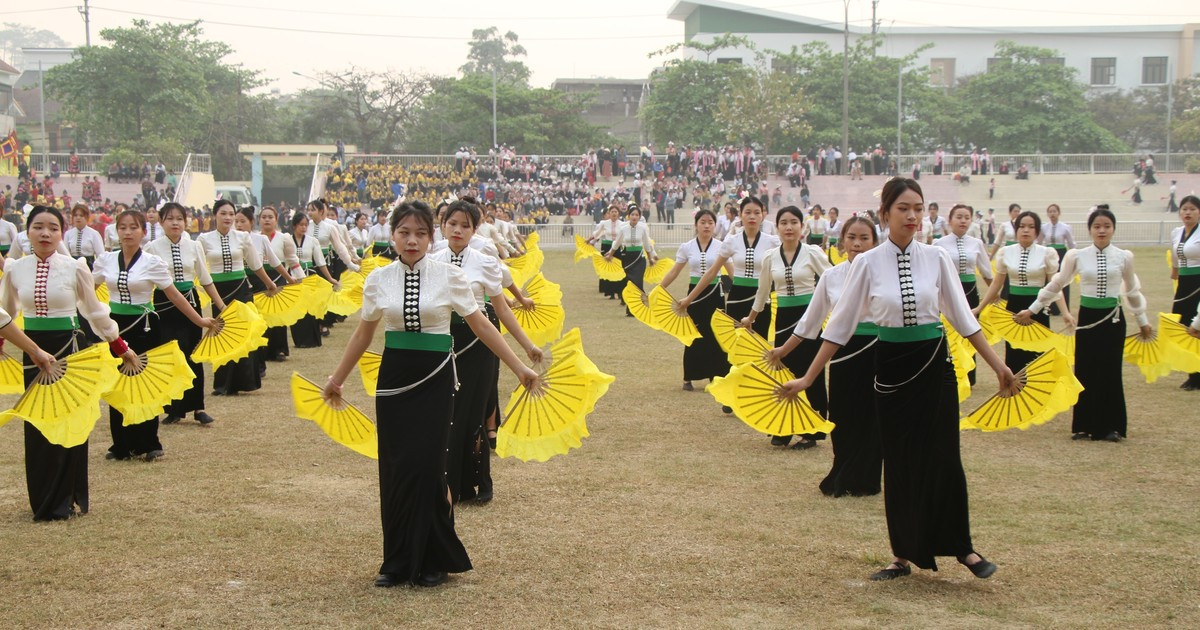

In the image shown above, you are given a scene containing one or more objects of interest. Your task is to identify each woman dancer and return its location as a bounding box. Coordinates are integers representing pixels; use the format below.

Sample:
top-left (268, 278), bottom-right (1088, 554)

top-left (323, 201), bottom-right (537, 588)
top-left (1038, 204), bottom-right (1076, 315)
top-left (743, 205), bottom-right (831, 448)
top-left (258, 206), bottom-right (299, 361)
top-left (197, 199), bottom-right (278, 396)
top-left (349, 212), bottom-right (370, 258)
top-left (803, 205), bottom-right (828, 249)
top-left (975, 210), bottom-right (1071, 373)
top-left (770, 216), bottom-right (882, 495)
top-left (779, 178), bottom-right (1013, 581)
top-left (235, 206), bottom-right (293, 377)
top-left (64, 204), bottom-right (104, 267)
top-left (656, 209), bottom-right (732, 392)
top-left (825, 207), bottom-right (842, 252)
top-left (934, 203), bottom-right (994, 384)
top-left (1168, 195), bottom-right (1200, 390)
top-left (94, 209), bottom-right (217, 460)
top-left (605, 205), bottom-right (657, 315)
top-left (1019, 206), bottom-right (1152, 441)
top-left (147, 203), bottom-right (226, 425)
top-left (289, 212), bottom-right (340, 349)
top-left (0, 205), bottom-right (138, 520)
top-left (368, 210), bottom-right (394, 257)
top-left (142, 206), bottom-right (165, 244)
top-left (430, 199), bottom-right (543, 504)
top-left (589, 205), bottom-right (623, 299)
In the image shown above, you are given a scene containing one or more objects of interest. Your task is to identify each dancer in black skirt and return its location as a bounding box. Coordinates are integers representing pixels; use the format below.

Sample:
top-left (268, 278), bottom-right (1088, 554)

top-left (147, 203), bottom-right (227, 425)
top-left (656, 209), bottom-right (732, 391)
top-left (323, 201), bottom-right (537, 589)
top-left (975, 211), bottom-right (1072, 373)
top-left (934, 204), bottom-right (995, 384)
top-left (589, 205), bottom-right (623, 299)
top-left (290, 212), bottom-right (340, 348)
top-left (1038, 204), bottom-right (1076, 315)
top-left (1019, 206), bottom-right (1153, 441)
top-left (431, 199), bottom-right (544, 504)
top-left (772, 216), bottom-right (882, 496)
top-left (368, 210), bottom-right (394, 257)
top-left (0, 205), bottom-right (139, 520)
top-left (94, 209), bottom-right (218, 460)
top-left (780, 178), bottom-right (1015, 581)
top-left (259, 206), bottom-right (300, 362)
top-left (196, 200), bottom-right (278, 396)
top-left (605, 205), bottom-right (658, 315)
top-left (744, 205), bottom-right (831, 448)
top-left (1169, 195), bottom-right (1200, 389)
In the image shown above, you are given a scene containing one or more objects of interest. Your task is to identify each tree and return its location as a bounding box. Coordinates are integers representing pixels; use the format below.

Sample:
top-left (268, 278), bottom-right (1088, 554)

top-left (303, 67), bottom-right (433, 153)
top-left (0, 22), bottom-right (68, 50)
top-left (1166, 77), bottom-right (1200, 152)
top-left (1087, 89), bottom-right (1168, 151)
top-left (641, 35), bottom-right (756, 146)
top-left (947, 41), bottom-right (1126, 153)
top-left (715, 69), bottom-right (811, 156)
top-left (459, 27), bottom-right (530, 86)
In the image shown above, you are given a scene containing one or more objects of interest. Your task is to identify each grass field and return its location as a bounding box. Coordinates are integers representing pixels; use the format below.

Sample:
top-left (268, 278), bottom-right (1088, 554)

top-left (1, 247), bottom-right (1197, 629)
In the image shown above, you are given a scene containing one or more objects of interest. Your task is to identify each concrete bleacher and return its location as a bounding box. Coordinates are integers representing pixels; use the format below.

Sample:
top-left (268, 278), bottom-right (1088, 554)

top-left (0, 175), bottom-right (154, 208)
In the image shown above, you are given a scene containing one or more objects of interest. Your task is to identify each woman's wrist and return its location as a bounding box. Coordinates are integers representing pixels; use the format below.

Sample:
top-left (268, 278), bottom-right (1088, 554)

top-left (109, 337), bottom-right (129, 356)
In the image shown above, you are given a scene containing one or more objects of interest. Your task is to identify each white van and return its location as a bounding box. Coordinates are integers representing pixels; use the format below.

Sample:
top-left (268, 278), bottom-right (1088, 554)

top-left (215, 183), bottom-right (256, 208)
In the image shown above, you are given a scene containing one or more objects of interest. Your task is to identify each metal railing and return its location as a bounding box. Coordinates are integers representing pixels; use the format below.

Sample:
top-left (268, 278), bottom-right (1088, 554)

top-left (308, 154), bottom-right (327, 203)
top-left (19, 152), bottom-right (213, 176)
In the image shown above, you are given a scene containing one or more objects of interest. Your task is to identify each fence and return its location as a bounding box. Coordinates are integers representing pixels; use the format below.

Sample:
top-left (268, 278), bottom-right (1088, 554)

top-left (22, 152), bottom-right (213, 176)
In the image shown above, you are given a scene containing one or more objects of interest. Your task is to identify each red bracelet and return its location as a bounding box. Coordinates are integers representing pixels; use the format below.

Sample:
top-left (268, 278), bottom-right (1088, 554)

top-left (109, 338), bottom-right (129, 356)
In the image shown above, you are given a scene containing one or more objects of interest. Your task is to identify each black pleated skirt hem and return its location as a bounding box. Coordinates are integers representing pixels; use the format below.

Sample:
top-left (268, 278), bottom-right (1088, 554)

top-left (820, 334), bottom-right (881, 497)
top-left (23, 329), bottom-right (89, 521)
top-left (683, 283), bottom-right (729, 382)
top-left (1072, 306), bottom-right (1127, 437)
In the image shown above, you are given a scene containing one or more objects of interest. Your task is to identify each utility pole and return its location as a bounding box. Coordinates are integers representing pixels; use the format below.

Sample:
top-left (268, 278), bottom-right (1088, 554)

top-left (871, 0), bottom-right (879, 56)
top-left (78, 0), bottom-right (92, 47)
top-left (841, 0), bottom-right (850, 177)
top-left (897, 61), bottom-right (903, 160)
top-left (491, 65), bottom-right (498, 149)
top-left (1166, 63), bottom-right (1173, 173)
top-left (39, 61), bottom-right (48, 164)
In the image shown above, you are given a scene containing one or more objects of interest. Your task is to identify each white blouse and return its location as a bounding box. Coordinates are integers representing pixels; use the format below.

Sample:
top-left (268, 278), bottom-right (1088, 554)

top-left (145, 236), bottom-right (214, 286)
top-left (752, 244), bottom-right (832, 312)
top-left (933, 234), bottom-right (994, 280)
top-left (311, 218), bottom-right (358, 269)
top-left (718, 230), bottom-right (782, 279)
top-left (6, 233), bottom-right (71, 260)
top-left (142, 222), bottom-right (166, 246)
top-left (675, 237), bottom-right (723, 279)
top-left (104, 223), bottom-right (120, 250)
top-left (65, 226), bottom-right (105, 258)
top-left (360, 256), bottom-right (478, 335)
top-left (611, 222), bottom-right (655, 256)
top-left (348, 227), bottom-right (371, 251)
top-left (197, 229), bottom-right (264, 275)
top-left (923, 216), bottom-right (948, 242)
top-left (823, 239), bottom-right (980, 346)
top-left (804, 217), bottom-right (828, 236)
top-left (93, 251), bottom-right (173, 305)
top-left (430, 245), bottom-right (503, 307)
top-left (248, 231), bottom-right (283, 269)
top-left (795, 260), bottom-right (856, 340)
top-left (293, 234), bottom-right (328, 270)
top-left (592, 220), bottom-right (623, 242)
top-left (1170, 225), bottom-right (1200, 270)
top-left (264, 231), bottom-right (299, 270)
top-left (997, 220), bottom-right (1017, 244)
top-left (0, 219), bottom-right (18, 249)
top-left (995, 243), bottom-right (1059, 288)
top-left (1039, 221), bottom-right (1077, 249)
top-left (1030, 245), bottom-right (1150, 326)
top-left (826, 219), bottom-right (842, 240)
top-left (367, 223), bottom-right (391, 246)
top-left (0, 253), bottom-right (119, 341)
top-left (431, 236), bottom-right (511, 287)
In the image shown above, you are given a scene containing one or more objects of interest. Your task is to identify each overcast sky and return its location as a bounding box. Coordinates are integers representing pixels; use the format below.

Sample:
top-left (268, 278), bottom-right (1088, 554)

top-left (5, 0), bottom-right (1197, 92)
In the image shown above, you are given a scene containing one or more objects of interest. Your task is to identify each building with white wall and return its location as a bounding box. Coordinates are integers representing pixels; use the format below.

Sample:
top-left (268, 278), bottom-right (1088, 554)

top-left (667, 0), bottom-right (1199, 91)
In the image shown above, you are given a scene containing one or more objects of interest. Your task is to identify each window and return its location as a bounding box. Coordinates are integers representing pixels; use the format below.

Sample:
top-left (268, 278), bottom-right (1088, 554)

top-left (986, 57), bottom-right (1010, 71)
top-left (1142, 56), bottom-right (1167, 84)
top-left (1038, 57), bottom-right (1065, 66)
top-left (715, 57), bottom-right (743, 65)
top-left (1091, 57), bottom-right (1116, 85)
top-left (930, 58), bottom-right (955, 87)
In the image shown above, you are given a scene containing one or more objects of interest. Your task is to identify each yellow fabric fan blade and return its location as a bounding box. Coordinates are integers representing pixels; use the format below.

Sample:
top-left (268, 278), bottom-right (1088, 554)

top-left (1167, 249), bottom-right (1177, 292)
top-left (1159, 312), bottom-right (1200, 372)
top-left (511, 301), bottom-right (566, 348)
top-left (300, 274), bottom-right (333, 318)
top-left (359, 254), bottom-right (390, 276)
top-left (643, 258), bottom-right (675, 285)
top-left (497, 328), bottom-right (614, 462)
top-left (941, 317), bottom-right (976, 402)
top-left (710, 309), bottom-right (740, 355)
top-left (357, 351), bottom-right (381, 397)
top-left (326, 277), bottom-right (364, 317)
top-left (621, 282), bottom-right (660, 330)
top-left (95, 283), bottom-right (109, 304)
top-left (648, 286), bottom-right (701, 346)
top-left (102, 340), bottom-right (197, 425)
top-left (707, 362), bottom-right (832, 437)
top-left (521, 272), bottom-right (563, 304)
top-left (960, 349), bottom-right (1082, 432)
top-left (574, 235), bottom-right (598, 263)
top-left (591, 253), bottom-right (626, 282)
top-left (524, 231), bottom-right (540, 249)
top-left (1123, 332), bottom-right (1173, 384)
top-left (252, 282), bottom-right (309, 328)
top-left (980, 301), bottom-right (1064, 353)
top-left (290, 372), bottom-right (378, 459)
top-left (190, 300), bottom-right (268, 368)
top-left (507, 248), bottom-right (545, 276)
top-left (767, 292), bottom-right (777, 341)
top-left (0, 344), bottom-right (122, 447)
top-left (829, 245), bottom-right (847, 265)
top-left (0, 353), bottom-right (24, 394)
top-left (727, 326), bottom-right (775, 367)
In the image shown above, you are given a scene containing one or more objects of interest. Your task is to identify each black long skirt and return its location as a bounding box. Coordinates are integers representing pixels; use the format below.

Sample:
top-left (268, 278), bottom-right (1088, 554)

top-left (155, 288), bottom-right (206, 417)
top-left (776, 302), bottom-right (827, 439)
top-left (725, 284), bottom-right (771, 339)
top-left (598, 241), bottom-right (618, 297)
top-left (619, 249), bottom-right (646, 291)
top-left (23, 329), bottom-right (89, 520)
top-left (107, 311), bottom-right (164, 459)
top-left (247, 271), bottom-right (269, 379)
top-left (291, 314), bottom-right (323, 348)
top-left (1004, 292), bottom-right (1046, 373)
top-left (961, 280), bottom-right (980, 385)
top-left (1173, 274), bottom-right (1200, 386)
top-left (1073, 306), bottom-right (1127, 438)
top-left (821, 333), bottom-right (882, 497)
top-left (1048, 247), bottom-right (1071, 315)
top-left (212, 277), bottom-right (261, 395)
top-left (323, 251), bottom-right (348, 326)
top-left (261, 268), bottom-right (290, 360)
top-left (683, 282), bottom-right (730, 382)
top-left (376, 347), bottom-right (472, 579)
top-left (447, 310), bottom-right (498, 503)
top-left (876, 336), bottom-right (974, 570)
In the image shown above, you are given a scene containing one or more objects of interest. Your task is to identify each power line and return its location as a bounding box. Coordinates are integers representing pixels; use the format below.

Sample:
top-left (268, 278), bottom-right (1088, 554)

top-left (904, 0), bottom-right (1197, 19)
top-left (0, 6), bottom-right (78, 15)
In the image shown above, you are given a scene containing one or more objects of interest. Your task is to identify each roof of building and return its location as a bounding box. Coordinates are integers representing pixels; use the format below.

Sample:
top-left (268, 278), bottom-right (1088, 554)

top-left (0, 59), bottom-right (18, 75)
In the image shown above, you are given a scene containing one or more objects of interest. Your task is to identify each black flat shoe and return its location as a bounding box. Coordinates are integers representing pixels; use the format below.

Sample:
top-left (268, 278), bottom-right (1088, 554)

top-left (770, 435), bottom-right (793, 447)
top-left (721, 405), bottom-right (733, 414)
top-left (869, 562), bottom-right (911, 581)
top-left (1099, 431), bottom-right (1122, 442)
top-left (1071, 432), bottom-right (1090, 440)
top-left (373, 573), bottom-right (405, 588)
top-left (791, 438), bottom-right (817, 450)
top-left (162, 415), bottom-right (182, 425)
top-left (195, 412), bottom-right (215, 425)
top-left (142, 450), bottom-right (164, 462)
top-left (958, 554), bottom-right (997, 579)
top-left (415, 571), bottom-right (448, 587)
top-left (682, 382), bottom-right (694, 391)
top-left (1180, 380), bottom-right (1196, 391)
top-left (487, 432), bottom-right (497, 450)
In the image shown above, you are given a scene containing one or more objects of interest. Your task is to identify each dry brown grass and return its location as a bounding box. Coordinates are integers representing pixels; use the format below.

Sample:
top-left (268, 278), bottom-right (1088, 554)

top-left (1, 246), bottom-right (1197, 629)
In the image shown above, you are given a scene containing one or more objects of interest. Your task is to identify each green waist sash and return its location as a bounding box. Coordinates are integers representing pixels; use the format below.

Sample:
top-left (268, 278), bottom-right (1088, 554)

top-left (1005, 240), bottom-right (1017, 246)
top-left (384, 330), bottom-right (452, 352)
top-left (211, 270), bottom-right (246, 282)
top-left (877, 322), bottom-right (942, 343)
top-left (732, 277), bottom-right (759, 287)
top-left (600, 240), bottom-right (612, 245)
top-left (959, 273), bottom-right (977, 283)
top-left (300, 261), bottom-right (314, 270)
top-left (1050, 243), bottom-right (1068, 251)
top-left (23, 316), bottom-right (78, 331)
top-left (1080, 296), bottom-right (1119, 309)
top-left (321, 247), bottom-right (331, 256)
top-left (776, 294), bottom-right (813, 307)
top-left (109, 302), bottom-right (154, 315)
top-left (854, 322), bottom-right (878, 336)
top-left (624, 246), bottom-right (643, 252)
top-left (374, 241), bottom-right (390, 247)
top-left (1178, 266), bottom-right (1200, 276)
top-left (1009, 285), bottom-right (1041, 296)
top-left (173, 281), bottom-right (194, 292)
top-left (0, 245), bottom-right (9, 254)
top-left (690, 276), bottom-right (719, 285)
